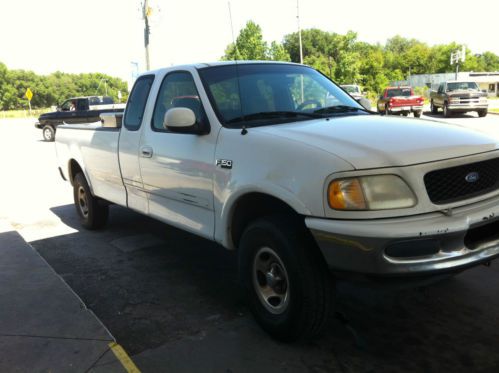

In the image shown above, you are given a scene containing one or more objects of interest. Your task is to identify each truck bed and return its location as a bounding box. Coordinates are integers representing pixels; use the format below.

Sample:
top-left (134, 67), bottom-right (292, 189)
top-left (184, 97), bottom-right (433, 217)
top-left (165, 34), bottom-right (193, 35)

top-left (55, 123), bottom-right (126, 207)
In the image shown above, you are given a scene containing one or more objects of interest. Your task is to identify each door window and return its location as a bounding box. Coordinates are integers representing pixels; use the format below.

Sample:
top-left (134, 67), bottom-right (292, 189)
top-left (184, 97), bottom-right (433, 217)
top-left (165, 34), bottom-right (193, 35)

top-left (152, 71), bottom-right (205, 131)
top-left (123, 75), bottom-right (154, 131)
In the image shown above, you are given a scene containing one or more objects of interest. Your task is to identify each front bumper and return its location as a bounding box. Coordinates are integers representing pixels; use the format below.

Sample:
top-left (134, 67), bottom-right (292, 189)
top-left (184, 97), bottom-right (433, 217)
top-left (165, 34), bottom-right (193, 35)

top-left (306, 196), bottom-right (499, 276)
top-left (34, 122), bottom-right (43, 129)
top-left (448, 103), bottom-right (488, 111)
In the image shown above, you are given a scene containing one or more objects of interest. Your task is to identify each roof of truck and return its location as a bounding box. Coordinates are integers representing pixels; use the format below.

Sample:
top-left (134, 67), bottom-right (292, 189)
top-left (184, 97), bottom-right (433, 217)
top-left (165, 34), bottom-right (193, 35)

top-left (143, 61), bottom-right (303, 76)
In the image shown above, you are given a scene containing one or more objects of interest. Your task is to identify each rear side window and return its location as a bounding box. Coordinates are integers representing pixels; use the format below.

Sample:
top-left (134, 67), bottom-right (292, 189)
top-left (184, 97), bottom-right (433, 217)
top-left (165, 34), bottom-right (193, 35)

top-left (124, 75), bottom-right (154, 131)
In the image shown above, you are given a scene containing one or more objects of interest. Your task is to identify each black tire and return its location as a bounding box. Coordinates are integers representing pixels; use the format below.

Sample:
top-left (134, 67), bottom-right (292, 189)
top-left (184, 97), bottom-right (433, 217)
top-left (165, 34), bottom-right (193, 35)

top-left (478, 110), bottom-right (487, 118)
top-left (430, 100), bottom-right (438, 114)
top-left (443, 103), bottom-right (451, 118)
top-left (73, 173), bottom-right (109, 229)
top-left (402, 112), bottom-right (409, 117)
top-left (42, 125), bottom-right (55, 142)
top-left (385, 104), bottom-right (390, 115)
top-left (238, 215), bottom-right (333, 342)
top-left (414, 111), bottom-right (422, 118)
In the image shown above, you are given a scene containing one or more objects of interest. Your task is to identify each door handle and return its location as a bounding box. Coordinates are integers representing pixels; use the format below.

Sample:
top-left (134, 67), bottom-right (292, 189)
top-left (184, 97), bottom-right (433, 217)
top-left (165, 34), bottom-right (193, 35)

top-left (141, 146), bottom-right (153, 158)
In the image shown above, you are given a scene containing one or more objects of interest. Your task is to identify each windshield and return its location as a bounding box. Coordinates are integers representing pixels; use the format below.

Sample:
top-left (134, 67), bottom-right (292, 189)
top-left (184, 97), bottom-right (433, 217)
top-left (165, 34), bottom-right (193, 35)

top-left (387, 88), bottom-right (412, 97)
top-left (447, 82), bottom-right (479, 91)
top-left (341, 85), bottom-right (360, 94)
top-left (198, 64), bottom-right (365, 128)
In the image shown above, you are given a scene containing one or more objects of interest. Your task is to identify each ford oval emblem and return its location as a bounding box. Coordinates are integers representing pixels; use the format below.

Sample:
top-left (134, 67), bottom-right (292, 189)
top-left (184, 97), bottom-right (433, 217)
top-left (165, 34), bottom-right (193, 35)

top-left (465, 172), bottom-right (480, 183)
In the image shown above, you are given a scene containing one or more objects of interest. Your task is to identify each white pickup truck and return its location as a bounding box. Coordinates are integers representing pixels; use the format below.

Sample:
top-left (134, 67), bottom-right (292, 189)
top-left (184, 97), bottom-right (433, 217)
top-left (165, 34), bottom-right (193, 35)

top-left (55, 62), bottom-right (499, 341)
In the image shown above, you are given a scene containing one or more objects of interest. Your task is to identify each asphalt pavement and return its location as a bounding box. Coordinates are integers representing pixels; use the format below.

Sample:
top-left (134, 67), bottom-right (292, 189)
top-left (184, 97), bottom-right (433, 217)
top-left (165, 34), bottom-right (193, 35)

top-left (1, 115), bottom-right (499, 372)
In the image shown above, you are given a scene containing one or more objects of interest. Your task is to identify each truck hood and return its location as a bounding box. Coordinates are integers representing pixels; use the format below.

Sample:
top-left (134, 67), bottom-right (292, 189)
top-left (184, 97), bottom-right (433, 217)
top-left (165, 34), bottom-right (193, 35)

top-left (256, 115), bottom-right (499, 169)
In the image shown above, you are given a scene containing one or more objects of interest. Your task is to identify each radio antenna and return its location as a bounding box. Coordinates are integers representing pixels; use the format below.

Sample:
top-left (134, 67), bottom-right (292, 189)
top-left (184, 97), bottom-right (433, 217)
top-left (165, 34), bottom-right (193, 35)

top-left (228, 2), bottom-right (239, 59)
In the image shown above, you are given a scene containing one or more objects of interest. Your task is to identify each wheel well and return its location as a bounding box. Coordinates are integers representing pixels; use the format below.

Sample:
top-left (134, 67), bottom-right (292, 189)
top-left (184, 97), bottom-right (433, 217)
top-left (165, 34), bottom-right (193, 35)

top-left (230, 193), bottom-right (301, 249)
top-left (68, 159), bottom-right (83, 185)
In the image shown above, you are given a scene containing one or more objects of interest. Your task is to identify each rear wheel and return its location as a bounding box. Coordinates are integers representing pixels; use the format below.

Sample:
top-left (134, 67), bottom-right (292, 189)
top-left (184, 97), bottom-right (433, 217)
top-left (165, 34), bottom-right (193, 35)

top-left (239, 215), bottom-right (333, 342)
top-left (73, 173), bottom-right (109, 229)
top-left (42, 125), bottom-right (55, 142)
top-left (478, 110), bottom-right (487, 118)
top-left (414, 111), bottom-right (422, 118)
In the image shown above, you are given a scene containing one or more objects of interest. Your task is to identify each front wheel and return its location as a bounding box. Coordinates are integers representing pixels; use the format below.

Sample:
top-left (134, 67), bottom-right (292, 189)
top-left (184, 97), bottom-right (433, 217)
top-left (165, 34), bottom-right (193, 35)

top-left (73, 173), bottom-right (109, 229)
top-left (430, 100), bottom-right (438, 114)
top-left (443, 103), bottom-right (451, 118)
top-left (478, 110), bottom-right (487, 118)
top-left (239, 216), bottom-right (333, 342)
top-left (414, 111), bottom-right (422, 118)
top-left (385, 104), bottom-right (390, 115)
top-left (42, 125), bottom-right (55, 142)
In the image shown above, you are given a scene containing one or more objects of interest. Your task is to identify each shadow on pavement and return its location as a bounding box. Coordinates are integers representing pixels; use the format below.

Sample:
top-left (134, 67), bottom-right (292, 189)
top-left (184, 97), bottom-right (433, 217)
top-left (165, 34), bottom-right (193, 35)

top-left (27, 204), bottom-right (499, 372)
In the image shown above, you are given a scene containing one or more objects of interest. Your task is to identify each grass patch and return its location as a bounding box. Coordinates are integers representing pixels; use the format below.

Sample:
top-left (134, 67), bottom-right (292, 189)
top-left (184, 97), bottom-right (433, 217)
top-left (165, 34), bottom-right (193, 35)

top-left (489, 108), bottom-right (499, 113)
top-left (0, 108), bottom-right (52, 119)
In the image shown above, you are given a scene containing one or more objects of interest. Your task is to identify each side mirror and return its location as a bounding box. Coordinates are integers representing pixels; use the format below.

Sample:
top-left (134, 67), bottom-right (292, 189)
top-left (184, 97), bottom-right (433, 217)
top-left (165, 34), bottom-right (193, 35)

top-left (163, 107), bottom-right (196, 129)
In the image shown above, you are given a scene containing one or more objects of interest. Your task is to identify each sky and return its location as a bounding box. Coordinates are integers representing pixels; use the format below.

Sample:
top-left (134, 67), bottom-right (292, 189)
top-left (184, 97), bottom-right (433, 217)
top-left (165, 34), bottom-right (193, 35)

top-left (1, 0), bottom-right (498, 86)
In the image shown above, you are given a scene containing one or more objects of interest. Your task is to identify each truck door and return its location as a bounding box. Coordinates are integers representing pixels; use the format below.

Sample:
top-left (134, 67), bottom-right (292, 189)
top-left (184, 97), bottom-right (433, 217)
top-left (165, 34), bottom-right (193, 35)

top-left (138, 70), bottom-right (216, 240)
top-left (437, 83), bottom-right (444, 106)
top-left (75, 99), bottom-right (90, 123)
top-left (118, 75), bottom-right (155, 212)
top-left (58, 99), bottom-right (78, 124)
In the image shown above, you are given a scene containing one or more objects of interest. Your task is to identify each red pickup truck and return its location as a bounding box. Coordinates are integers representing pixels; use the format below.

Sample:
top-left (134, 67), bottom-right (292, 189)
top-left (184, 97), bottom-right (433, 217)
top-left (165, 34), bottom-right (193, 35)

top-left (376, 86), bottom-right (424, 118)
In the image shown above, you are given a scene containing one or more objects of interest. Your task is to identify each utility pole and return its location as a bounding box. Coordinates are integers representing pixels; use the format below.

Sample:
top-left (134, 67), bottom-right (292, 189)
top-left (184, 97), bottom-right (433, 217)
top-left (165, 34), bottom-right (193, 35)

top-left (297, 0), bottom-right (303, 64)
top-left (143, 0), bottom-right (151, 71)
top-left (297, 0), bottom-right (304, 102)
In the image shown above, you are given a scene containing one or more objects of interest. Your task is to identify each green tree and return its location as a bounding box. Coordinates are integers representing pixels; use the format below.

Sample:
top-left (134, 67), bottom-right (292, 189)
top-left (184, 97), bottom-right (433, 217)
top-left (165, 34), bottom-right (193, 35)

top-left (222, 21), bottom-right (267, 60)
top-left (0, 61), bottom-right (129, 110)
top-left (267, 41), bottom-right (291, 62)
top-left (478, 52), bottom-right (499, 71)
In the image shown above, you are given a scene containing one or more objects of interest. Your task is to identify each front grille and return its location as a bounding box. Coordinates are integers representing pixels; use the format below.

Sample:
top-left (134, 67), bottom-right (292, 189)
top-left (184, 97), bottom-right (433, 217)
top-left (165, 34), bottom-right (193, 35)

top-left (424, 157), bottom-right (499, 204)
top-left (457, 96), bottom-right (480, 100)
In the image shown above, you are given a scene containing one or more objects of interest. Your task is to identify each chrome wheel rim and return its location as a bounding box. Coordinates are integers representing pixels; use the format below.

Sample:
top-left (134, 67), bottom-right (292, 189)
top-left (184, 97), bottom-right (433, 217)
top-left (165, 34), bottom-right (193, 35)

top-left (77, 186), bottom-right (89, 218)
top-left (252, 247), bottom-right (290, 315)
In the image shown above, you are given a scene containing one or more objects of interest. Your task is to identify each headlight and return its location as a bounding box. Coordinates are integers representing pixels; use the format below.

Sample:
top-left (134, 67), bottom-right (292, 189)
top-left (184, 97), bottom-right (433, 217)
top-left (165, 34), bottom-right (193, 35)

top-left (328, 175), bottom-right (416, 210)
top-left (449, 97), bottom-right (460, 104)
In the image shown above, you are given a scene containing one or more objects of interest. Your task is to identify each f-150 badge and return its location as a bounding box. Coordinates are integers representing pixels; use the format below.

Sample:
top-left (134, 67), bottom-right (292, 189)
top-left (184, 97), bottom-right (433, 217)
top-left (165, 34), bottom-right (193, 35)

top-left (216, 159), bottom-right (233, 169)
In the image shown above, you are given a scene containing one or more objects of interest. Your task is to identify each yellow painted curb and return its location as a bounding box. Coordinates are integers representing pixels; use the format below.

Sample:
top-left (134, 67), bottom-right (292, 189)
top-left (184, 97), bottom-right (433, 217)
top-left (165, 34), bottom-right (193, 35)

top-left (108, 342), bottom-right (141, 373)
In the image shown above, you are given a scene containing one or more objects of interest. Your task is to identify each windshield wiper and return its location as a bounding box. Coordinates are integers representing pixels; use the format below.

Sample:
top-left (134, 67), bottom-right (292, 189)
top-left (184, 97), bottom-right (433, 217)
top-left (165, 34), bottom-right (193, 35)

top-left (226, 111), bottom-right (323, 125)
top-left (313, 105), bottom-right (370, 115)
